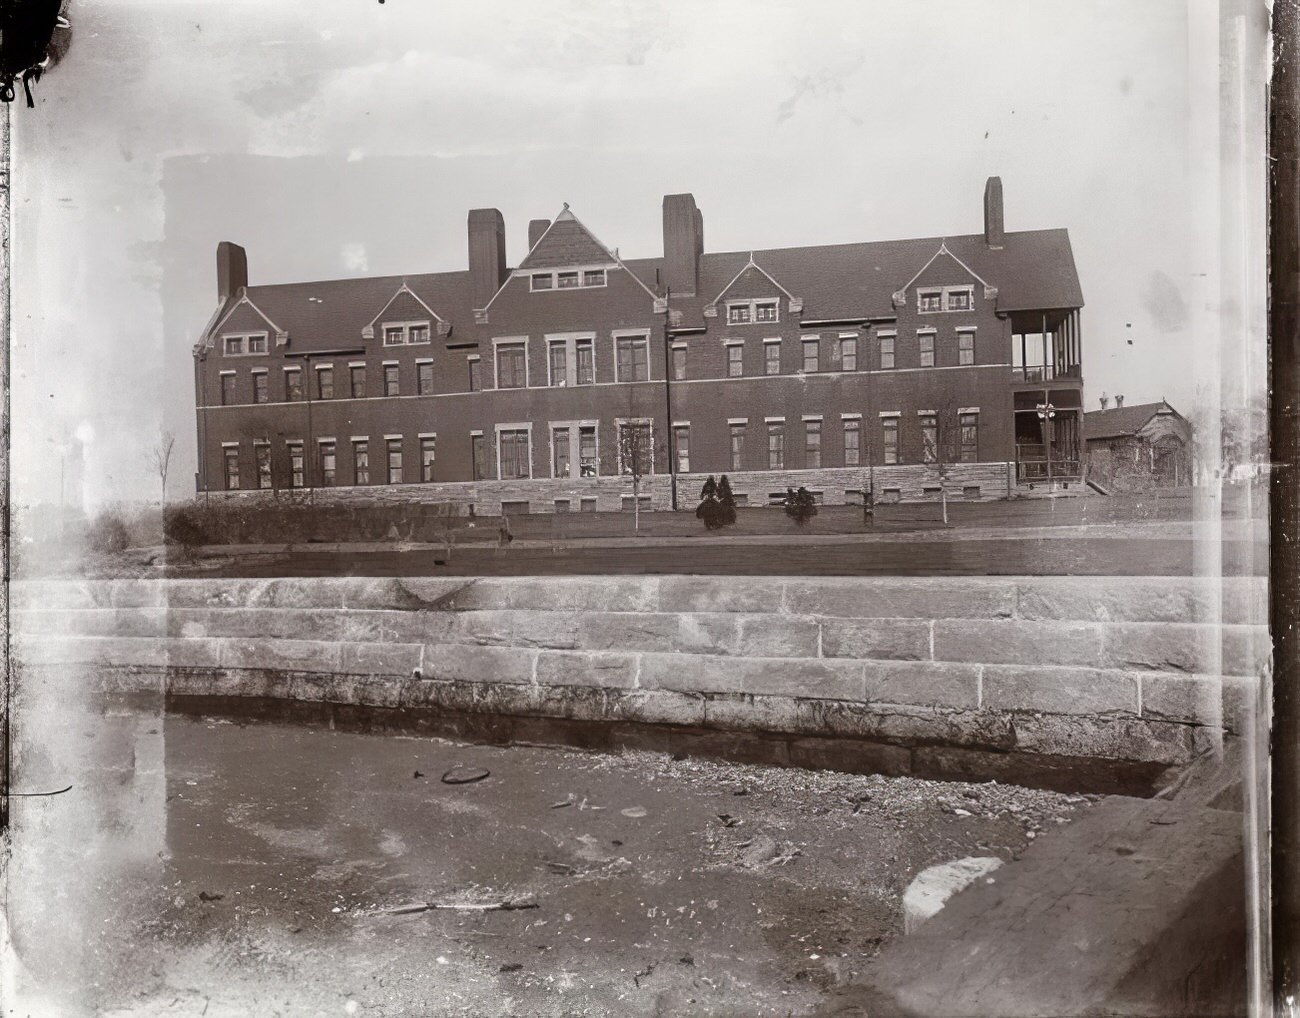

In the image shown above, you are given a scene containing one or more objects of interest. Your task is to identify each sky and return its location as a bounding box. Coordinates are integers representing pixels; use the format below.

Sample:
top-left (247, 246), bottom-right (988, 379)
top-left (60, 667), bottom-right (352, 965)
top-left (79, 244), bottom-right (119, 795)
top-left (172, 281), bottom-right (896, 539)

top-left (11, 0), bottom-right (1268, 510)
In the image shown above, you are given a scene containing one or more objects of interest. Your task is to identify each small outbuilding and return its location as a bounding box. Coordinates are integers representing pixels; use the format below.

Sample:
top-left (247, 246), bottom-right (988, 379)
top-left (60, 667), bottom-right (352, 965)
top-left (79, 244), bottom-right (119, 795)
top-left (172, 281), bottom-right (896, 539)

top-left (1083, 398), bottom-right (1192, 489)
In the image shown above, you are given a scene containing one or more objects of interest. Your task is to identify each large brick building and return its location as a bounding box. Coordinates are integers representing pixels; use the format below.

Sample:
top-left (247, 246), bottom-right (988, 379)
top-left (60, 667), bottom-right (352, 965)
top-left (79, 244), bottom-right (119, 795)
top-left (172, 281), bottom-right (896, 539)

top-left (193, 177), bottom-right (1084, 513)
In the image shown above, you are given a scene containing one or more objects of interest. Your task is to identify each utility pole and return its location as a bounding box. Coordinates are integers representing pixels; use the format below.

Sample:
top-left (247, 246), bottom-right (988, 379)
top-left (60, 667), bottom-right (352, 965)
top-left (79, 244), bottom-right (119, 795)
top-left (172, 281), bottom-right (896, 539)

top-left (661, 286), bottom-right (677, 511)
top-left (1037, 393), bottom-right (1056, 491)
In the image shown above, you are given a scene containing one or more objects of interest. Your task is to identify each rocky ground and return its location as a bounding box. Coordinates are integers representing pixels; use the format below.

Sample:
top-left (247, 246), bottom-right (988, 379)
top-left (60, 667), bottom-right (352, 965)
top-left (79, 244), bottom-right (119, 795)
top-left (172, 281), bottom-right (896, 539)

top-left (7, 713), bottom-right (1098, 1016)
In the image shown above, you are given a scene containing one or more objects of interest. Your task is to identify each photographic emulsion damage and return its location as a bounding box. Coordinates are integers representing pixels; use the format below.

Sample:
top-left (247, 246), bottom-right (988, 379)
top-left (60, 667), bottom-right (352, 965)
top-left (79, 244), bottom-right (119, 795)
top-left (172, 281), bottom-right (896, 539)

top-left (0, 1), bottom-right (1282, 1015)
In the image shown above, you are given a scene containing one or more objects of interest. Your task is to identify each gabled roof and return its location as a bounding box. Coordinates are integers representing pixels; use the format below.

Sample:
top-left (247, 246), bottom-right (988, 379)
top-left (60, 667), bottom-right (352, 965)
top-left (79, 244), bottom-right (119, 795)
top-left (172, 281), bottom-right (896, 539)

top-left (707, 255), bottom-right (797, 306)
top-left (364, 282), bottom-right (446, 332)
top-left (517, 207), bottom-right (617, 270)
top-left (1083, 401), bottom-right (1186, 441)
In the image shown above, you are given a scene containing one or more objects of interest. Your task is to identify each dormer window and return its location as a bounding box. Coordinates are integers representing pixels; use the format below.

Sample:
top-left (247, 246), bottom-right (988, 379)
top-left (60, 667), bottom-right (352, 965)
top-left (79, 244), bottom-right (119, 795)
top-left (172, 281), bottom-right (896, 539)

top-left (726, 300), bottom-right (779, 325)
top-left (917, 285), bottom-right (975, 313)
top-left (382, 322), bottom-right (432, 346)
top-left (223, 332), bottom-right (268, 356)
top-left (530, 267), bottom-right (607, 291)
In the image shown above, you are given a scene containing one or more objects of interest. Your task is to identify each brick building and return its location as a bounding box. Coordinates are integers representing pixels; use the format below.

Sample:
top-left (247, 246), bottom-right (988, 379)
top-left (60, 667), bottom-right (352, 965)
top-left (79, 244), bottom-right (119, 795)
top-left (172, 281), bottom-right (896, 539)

top-left (193, 177), bottom-right (1084, 514)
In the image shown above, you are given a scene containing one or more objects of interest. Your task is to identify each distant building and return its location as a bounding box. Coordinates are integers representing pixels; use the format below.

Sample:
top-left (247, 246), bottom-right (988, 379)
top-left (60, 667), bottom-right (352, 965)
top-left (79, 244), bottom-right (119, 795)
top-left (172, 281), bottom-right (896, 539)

top-left (1083, 398), bottom-right (1192, 489)
top-left (192, 178), bottom-right (1085, 514)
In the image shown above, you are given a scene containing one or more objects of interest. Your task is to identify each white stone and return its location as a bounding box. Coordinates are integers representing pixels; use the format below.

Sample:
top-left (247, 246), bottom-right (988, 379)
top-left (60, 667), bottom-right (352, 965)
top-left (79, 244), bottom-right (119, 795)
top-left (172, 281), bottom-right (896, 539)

top-left (903, 856), bottom-right (1004, 934)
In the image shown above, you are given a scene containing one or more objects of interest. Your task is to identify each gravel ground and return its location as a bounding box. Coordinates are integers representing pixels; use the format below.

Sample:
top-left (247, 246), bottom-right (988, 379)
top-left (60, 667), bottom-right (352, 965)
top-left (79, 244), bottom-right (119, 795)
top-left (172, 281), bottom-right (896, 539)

top-left (6, 714), bottom-right (1098, 1017)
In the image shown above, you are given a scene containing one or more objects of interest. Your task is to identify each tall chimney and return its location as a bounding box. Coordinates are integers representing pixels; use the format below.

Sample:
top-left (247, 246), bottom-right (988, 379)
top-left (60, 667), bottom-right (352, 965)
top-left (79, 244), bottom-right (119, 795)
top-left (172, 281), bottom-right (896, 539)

top-left (528, 219), bottom-right (550, 251)
top-left (216, 241), bottom-right (248, 302)
top-left (662, 193), bottom-right (702, 297)
top-left (983, 177), bottom-right (1004, 248)
top-left (468, 208), bottom-right (507, 309)
top-left (1099, 394), bottom-right (1110, 410)
top-left (1116, 394), bottom-right (1125, 408)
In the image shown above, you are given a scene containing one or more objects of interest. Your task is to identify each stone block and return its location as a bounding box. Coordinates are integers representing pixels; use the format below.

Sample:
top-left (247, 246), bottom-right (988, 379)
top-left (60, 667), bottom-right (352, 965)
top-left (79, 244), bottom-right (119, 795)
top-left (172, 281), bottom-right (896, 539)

top-left (577, 612), bottom-right (678, 653)
top-left (673, 613), bottom-right (741, 655)
top-left (161, 638), bottom-right (223, 669)
top-left (535, 650), bottom-right (638, 689)
top-left (638, 652), bottom-right (741, 694)
top-left (1221, 674), bottom-right (1266, 736)
top-left (1139, 673), bottom-right (1223, 725)
top-left (657, 576), bottom-right (782, 613)
top-left (820, 618), bottom-right (930, 660)
top-left (735, 657), bottom-right (865, 701)
top-left (982, 665), bottom-right (1139, 716)
top-left (734, 615), bottom-right (820, 658)
top-left (338, 642), bottom-right (423, 677)
top-left (106, 580), bottom-right (167, 609)
top-left (785, 578), bottom-right (1016, 620)
top-left (1009, 713), bottom-right (1202, 765)
top-left (421, 643), bottom-right (535, 685)
top-left (1014, 577), bottom-right (1218, 624)
top-left (862, 661), bottom-right (981, 709)
top-left (11, 580), bottom-right (96, 610)
top-left (703, 692), bottom-right (803, 734)
top-left (607, 689), bottom-right (706, 727)
top-left (931, 619), bottom-right (1103, 667)
top-left (1222, 625), bottom-right (1272, 677)
top-left (219, 638), bottom-right (341, 673)
top-left (460, 576), bottom-right (657, 613)
top-left (455, 609), bottom-right (580, 649)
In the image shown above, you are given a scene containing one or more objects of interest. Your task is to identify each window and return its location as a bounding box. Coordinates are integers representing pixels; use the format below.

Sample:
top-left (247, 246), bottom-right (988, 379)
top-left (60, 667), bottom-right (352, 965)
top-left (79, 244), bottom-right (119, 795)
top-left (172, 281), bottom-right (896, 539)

top-left (420, 436), bottom-right (436, 481)
top-left (285, 369), bottom-right (303, 401)
top-left (255, 444), bottom-right (271, 489)
top-left (919, 333), bottom-right (935, 368)
top-left (960, 413), bottom-right (979, 463)
top-left (502, 500), bottom-right (530, 516)
top-left (350, 365), bottom-right (366, 399)
top-left (946, 287), bottom-right (973, 311)
top-left (618, 422), bottom-right (653, 476)
top-left (727, 344), bottom-right (743, 378)
top-left (353, 440), bottom-right (369, 485)
top-left (578, 425), bottom-right (597, 477)
top-left (730, 424), bottom-right (746, 471)
top-left (417, 362), bottom-right (433, 395)
top-left (468, 357), bottom-right (482, 392)
top-left (387, 438), bottom-right (403, 484)
top-left (920, 415), bottom-right (938, 463)
top-left (805, 420), bottom-right (821, 468)
top-left (674, 425), bottom-right (690, 473)
top-left (963, 485), bottom-right (981, 499)
top-left (549, 342), bottom-right (568, 387)
top-left (531, 269), bottom-right (606, 290)
top-left (802, 339), bottom-right (819, 373)
top-left (727, 300), bottom-right (778, 324)
top-left (384, 326), bottom-right (404, 346)
top-left (879, 335), bottom-right (895, 370)
top-left (672, 346), bottom-right (687, 381)
top-left (409, 324), bottom-right (430, 344)
top-left (248, 335), bottom-right (267, 354)
top-left (621, 495), bottom-right (653, 512)
top-left (882, 418), bottom-right (899, 464)
top-left (496, 343), bottom-right (526, 388)
top-left (223, 333), bottom-right (267, 355)
top-left (576, 339), bottom-right (594, 385)
top-left (844, 419), bottom-right (860, 467)
top-left (918, 289), bottom-right (943, 313)
top-left (220, 373), bottom-right (236, 406)
top-left (471, 434), bottom-right (488, 481)
top-left (288, 443), bottom-right (304, 488)
top-left (616, 335), bottom-right (649, 382)
top-left (919, 285), bottom-right (974, 312)
top-left (765, 341), bottom-right (781, 375)
top-left (317, 367), bottom-right (334, 400)
top-left (555, 499), bottom-right (571, 513)
top-left (768, 422), bottom-right (784, 469)
top-left (499, 428), bottom-right (531, 479)
top-left (384, 364), bottom-right (400, 397)
top-left (552, 427), bottom-right (571, 478)
top-left (580, 497), bottom-right (597, 512)
top-left (839, 337), bottom-right (857, 371)
top-left (320, 443), bottom-right (336, 486)
top-left (382, 322), bottom-right (431, 346)
top-left (224, 336), bottom-right (243, 356)
top-left (224, 447), bottom-right (239, 490)
top-left (958, 330), bottom-right (975, 365)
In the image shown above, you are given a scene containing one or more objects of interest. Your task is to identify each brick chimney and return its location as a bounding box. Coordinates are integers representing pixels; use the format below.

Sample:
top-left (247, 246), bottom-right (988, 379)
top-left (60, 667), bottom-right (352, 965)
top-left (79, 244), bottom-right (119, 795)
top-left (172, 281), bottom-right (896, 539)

top-left (468, 208), bottom-right (507, 309)
top-left (1099, 394), bottom-right (1110, 410)
top-left (1116, 394), bottom-right (1125, 407)
top-left (662, 193), bottom-right (703, 297)
top-left (983, 177), bottom-right (1004, 248)
top-left (528, 219), bottom-right (550, 251)
top-left (216, 241), bottom-right (248, 302)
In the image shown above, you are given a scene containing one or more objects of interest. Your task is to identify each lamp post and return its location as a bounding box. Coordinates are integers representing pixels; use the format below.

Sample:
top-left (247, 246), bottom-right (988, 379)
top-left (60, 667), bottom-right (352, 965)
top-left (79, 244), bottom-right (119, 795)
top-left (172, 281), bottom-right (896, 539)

top-left (660, 286), bottom-right (678, 511)
top-left (1037, 396), bottom-right (1056, 490)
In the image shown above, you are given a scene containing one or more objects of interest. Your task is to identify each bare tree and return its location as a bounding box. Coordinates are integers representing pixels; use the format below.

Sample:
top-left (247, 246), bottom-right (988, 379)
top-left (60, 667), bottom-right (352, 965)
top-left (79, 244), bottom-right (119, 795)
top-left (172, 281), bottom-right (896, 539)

top-left (921, 403), bottom-right (963, 524)
top-left (147, 431), bottom-right (176, 506)
top-left (618, 420), bottom-right (655, 532)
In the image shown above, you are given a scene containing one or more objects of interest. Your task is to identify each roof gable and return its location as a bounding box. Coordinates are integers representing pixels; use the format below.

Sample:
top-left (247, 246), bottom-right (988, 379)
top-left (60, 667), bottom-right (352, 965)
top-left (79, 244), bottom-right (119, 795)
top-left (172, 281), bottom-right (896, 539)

top-left (517, 207), bottom-right (616, 270)
top-left (361, 283), bottom-right (449, 339)
top-left (892, 243), bottom-right (995, 307)
top-left (211, 294), bottom-right (286, 345)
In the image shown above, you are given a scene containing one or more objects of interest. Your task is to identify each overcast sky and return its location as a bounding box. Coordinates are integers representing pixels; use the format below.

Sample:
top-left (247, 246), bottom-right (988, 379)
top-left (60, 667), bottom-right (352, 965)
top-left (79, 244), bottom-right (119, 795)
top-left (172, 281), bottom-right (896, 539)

top-left (12, 0), bottom-right (1261, 510)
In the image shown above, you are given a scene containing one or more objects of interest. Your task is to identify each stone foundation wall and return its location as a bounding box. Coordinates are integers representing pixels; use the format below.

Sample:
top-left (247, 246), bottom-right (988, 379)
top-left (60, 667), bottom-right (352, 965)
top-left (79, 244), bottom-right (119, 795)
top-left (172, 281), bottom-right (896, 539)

top-left (13, 576), bottom-right (1270, 776)
top-left (205, 463), bottom-right (1015, 515)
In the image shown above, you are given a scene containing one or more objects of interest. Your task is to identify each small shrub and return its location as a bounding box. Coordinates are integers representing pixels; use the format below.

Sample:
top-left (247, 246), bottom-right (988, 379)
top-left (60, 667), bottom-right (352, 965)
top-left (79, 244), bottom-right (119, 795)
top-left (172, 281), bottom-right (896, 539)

top-left (783, 486), bottom-right (818, 528)
top-left (85, 507), bottom-right (131, 554)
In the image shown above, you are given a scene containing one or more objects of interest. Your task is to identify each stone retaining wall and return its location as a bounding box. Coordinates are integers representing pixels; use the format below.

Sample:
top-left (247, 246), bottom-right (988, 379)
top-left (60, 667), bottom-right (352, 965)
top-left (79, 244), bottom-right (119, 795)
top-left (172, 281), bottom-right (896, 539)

top-left (14, 575), bottom-right (1269, 780)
